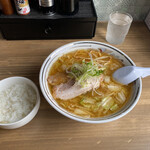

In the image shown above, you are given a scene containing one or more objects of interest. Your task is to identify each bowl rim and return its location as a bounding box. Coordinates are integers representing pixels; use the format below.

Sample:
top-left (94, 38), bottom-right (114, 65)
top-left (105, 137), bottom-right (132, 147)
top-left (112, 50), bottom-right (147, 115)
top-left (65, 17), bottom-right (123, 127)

top-left (39, 41), bottom-right (142, 123)
top-left (0, 76), bottom-right (40, 127)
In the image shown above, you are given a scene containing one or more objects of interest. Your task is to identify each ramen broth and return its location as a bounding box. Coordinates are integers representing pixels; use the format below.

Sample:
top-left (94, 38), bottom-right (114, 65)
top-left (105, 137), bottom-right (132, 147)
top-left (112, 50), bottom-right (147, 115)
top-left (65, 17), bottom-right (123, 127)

top-left (48, 49), bottom-right (132, 118)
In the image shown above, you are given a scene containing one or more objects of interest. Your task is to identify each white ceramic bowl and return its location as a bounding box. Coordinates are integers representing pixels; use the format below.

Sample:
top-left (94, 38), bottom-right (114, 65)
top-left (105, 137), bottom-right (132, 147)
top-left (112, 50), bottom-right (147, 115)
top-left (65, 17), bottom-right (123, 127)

top-left (0, 77), bottom-right (40, 129)
top-left (40, 41), bottom-right (142, 124)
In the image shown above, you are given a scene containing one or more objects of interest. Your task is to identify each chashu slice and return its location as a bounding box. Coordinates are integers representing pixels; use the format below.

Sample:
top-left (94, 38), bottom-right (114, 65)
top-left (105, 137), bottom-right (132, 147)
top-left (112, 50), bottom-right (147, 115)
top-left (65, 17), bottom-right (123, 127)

top-left (53, 75), bottom-right (103, 100)
top-left (47, 72), bottom-right (68, 86)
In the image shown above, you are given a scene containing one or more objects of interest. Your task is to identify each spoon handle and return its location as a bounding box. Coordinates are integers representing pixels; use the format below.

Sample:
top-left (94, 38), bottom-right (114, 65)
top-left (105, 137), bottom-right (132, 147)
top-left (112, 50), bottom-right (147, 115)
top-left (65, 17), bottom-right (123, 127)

top-left (137, 67), bottom-right (150, 78)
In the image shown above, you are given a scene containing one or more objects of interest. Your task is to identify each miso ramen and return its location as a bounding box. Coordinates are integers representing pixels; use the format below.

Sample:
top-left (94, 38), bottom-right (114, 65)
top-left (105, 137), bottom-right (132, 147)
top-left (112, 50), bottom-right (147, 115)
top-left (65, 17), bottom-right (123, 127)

top-left (47, 49), bottom-right (132, 118)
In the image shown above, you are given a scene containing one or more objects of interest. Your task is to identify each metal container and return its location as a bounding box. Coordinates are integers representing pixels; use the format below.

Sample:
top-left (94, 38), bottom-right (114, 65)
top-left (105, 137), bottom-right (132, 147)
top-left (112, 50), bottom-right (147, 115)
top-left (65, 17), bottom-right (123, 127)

top-left (39, 0), bottom-right (55, 15)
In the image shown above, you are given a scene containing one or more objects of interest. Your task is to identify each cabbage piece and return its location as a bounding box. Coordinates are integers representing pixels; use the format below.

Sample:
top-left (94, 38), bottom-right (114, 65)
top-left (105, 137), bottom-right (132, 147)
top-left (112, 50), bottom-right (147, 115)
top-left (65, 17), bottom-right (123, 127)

top-left (101, 97), bottom-right (114, 110)
top-left (74, 108), bottom-right (88, 115)
top-left (110, 104), bottom-right (119, 111)
top-left (79, 97), bottom-right (96, 108)
top-left (79, 101), bottom-right (91, 108)
top-left (116, 91), bottom-right (126, 104)
top-left (92, 102), bottom-right (102, 112)
top-left (107, 84), bottom-right (121, 92)
top-left (81, 98), bottom-right (96, 104)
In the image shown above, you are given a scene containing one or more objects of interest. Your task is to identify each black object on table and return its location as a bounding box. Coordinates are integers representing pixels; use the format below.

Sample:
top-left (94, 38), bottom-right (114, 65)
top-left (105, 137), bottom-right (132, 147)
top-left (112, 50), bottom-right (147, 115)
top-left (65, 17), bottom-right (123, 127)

top-left (0, 0), bottom-right (97, 40)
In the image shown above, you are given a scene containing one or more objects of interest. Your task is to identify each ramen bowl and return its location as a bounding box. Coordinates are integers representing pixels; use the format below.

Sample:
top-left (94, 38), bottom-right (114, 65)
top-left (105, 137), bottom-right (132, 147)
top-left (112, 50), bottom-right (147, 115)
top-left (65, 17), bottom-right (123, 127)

top-left (39, 41), bottom-right (142, 123)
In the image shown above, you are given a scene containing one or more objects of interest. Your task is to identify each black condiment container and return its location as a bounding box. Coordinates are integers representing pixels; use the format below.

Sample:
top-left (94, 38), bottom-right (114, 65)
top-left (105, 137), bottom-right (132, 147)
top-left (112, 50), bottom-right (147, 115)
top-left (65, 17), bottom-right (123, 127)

top-left (58, 0), bottom-right (79, 15)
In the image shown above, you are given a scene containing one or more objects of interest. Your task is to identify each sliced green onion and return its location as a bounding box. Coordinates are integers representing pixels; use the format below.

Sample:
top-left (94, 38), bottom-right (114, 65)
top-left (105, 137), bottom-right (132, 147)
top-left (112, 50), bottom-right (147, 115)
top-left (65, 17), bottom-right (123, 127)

top-left (66, 57), bottom-right (104, 86)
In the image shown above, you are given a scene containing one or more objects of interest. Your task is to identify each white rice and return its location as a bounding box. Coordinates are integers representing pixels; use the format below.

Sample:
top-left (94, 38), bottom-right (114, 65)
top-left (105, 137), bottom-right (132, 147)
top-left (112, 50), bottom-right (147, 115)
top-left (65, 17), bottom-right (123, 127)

top-left (0, 83), bottom-right (36, 124)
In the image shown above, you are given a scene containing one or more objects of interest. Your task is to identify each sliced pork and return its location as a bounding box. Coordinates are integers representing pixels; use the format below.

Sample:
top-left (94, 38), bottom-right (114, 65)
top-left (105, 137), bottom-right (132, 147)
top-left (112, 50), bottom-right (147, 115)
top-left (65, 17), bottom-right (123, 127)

top-left (47, 72), bottom-right (68, 86)
top-left (53, 75), bottom-right (103, 100)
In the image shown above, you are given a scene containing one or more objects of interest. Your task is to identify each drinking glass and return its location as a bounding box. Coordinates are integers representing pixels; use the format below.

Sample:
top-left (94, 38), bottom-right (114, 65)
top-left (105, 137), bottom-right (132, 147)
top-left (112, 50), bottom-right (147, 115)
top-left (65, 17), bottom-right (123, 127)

top-left (106, 11), bottom-right (133, 45)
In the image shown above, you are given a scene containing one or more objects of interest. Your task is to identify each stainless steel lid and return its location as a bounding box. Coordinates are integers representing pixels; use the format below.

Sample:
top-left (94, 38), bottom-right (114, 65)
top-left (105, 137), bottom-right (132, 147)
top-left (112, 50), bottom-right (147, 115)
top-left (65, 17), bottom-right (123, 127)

top-left (39, 0), bottom-right (54, 7)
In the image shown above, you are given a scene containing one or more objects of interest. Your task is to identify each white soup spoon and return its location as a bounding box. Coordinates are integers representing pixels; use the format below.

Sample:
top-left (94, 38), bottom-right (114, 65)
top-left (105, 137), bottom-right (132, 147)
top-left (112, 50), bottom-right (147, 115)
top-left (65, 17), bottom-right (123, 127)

top-left (113, 66), bottom-right (150, 85)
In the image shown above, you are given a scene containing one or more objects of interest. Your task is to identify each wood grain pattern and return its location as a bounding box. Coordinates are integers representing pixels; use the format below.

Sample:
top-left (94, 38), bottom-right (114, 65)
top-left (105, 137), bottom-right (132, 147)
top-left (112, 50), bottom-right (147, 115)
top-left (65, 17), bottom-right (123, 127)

top-left (0, 22), bottom-right (150, 150)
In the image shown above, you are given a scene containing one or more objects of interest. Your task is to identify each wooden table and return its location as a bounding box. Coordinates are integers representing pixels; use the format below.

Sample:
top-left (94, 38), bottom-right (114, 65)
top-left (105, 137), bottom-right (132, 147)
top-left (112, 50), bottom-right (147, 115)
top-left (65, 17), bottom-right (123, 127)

top-left (0, 22), bottom-right (150, 150)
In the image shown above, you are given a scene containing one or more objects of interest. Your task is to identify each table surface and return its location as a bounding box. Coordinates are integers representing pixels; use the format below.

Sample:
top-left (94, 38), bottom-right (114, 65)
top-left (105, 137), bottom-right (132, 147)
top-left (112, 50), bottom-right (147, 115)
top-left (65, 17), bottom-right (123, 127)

top-left (0, 22), bottom-right (150, 150)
